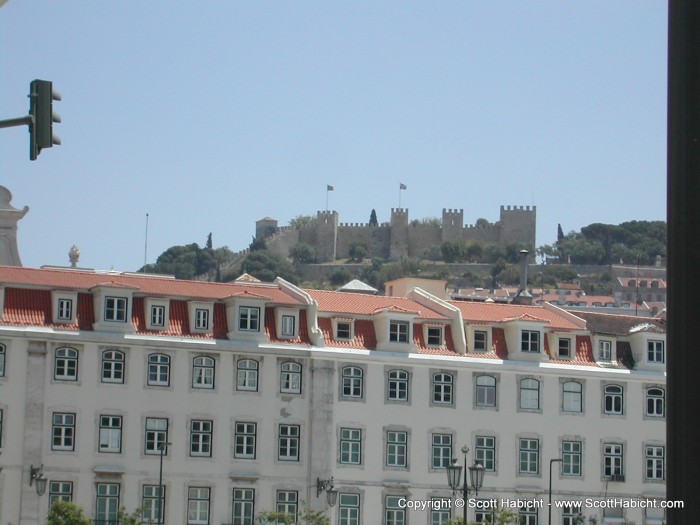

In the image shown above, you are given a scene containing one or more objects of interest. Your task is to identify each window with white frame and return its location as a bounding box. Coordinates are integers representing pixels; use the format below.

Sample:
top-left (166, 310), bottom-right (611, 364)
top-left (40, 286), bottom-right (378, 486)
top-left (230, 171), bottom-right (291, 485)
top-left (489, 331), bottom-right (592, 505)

top-left (232, 488), bottom-right (254, 525)
top-left (475, 375), bottom-right (496, 407)
top-left (51, 413), bottom-right (76, 451)
top-left (386, 431), bottom-right (407, 467)
top-left (387, 369), bottom-right (409, 401)
top-left (101, 350), bottom-right (124, 384)
top-left (236, 359), bottom-right (258, 391)
top-left (57, 298), bottom-right (73, 321)
top-left (150, 305), bottom-right (166, 328)
top-left (54, 347), bottom-right (78, 381)
top-left (142, 485), bottom-right (164, 524)
top-left (342, 366), bottom-right (363, 398)
top-left (521, 330), bottom-right (540, 352)
top-left (474, 330), bottom-right (488, 351)
top-left (519, 506), bottom-right (538, 525)
top-left (603, 443), bottom-right (624, 477)
top-left (234, 422), bottom-right (256, 459)
top-left (562, 441), bottom-right (582, 476)
top-left (99, 415), bottom-right (122, 453)
top-left (192, 356), bottom-right (215, 389)
top-left (646, 387), bottom-right (665, 417)
top-left (385, 496), bottom-right (406, 525)
top-left (194, 308), bottom-right (209, 331)
top-left (276, 491), bottom-right (298, 523)
top-left (562, 506), bottom-right (582, 525)
top-left (145, 418), bottom-right (168, 455)
top-left (558, 338), bottom-right (571, 358)
top-left (147, 354), bottom-right (170, 387)
top-left (648, 340), bottom-right (665, 363)
top-left (604, 384), bottom-right (624, 415)
top-left (474, 505), bottom-right (494, 524)
top-left (562, 381), bottom-right (583, 413)
top-left (646, 446), bottom-right (665, 481)
top-left (96, 483), bottom-right (120, 525)
top-left (280, 361), bottom-right (302, 394)
top-left (340, 427), bottom-right (362, 465)
top-left (281, 314), bottom-right (296, 337)
top-left (190, 420), bottom-right (212, 458)
top-left (339, 493), bottom-right (360, 525)
top-left (278, 424), bottom-right (300, 461)
top-left (432, 433), bottom-right (452, 469)
top-left (187, 487), bottom-right (210, 525)
top-left (430, 498), bottom-right (451, 525)
top-left (0, 343), bottom-right (5, 377)
top-left (427, 326), bottom-right (443, 346)
top-left (519, 378), bottom-right (540, 410)
top-left (598, 340), bottom-right (612, 361)
top-left (389, 320), bottom-right (410, 343)
top-left (336, 321), bottom-right (352, 340)
top-left (49, 481), bottom-right (73, 505)
top-left (432, 372), bottom-right (453, 404)
top-left (104, 296), bottom-right (128, 322)
top-left (519, 438), bottom-right (539, 475)
top-left (475, 436), bottom-right (496, 472)
top-left (238, 306), bottom-right (260, 331)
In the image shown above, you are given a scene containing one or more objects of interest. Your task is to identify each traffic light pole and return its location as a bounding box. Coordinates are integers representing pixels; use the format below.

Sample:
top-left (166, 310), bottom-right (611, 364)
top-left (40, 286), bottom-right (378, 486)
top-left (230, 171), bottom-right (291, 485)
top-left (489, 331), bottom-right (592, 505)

top-left (0, 116), bottom-right (33, 129)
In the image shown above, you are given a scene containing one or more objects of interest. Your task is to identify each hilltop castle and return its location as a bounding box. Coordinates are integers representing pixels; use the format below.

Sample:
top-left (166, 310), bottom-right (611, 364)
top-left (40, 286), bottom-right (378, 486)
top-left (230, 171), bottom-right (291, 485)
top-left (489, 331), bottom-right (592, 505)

top-left (256, 205), bottom-right (536, 262)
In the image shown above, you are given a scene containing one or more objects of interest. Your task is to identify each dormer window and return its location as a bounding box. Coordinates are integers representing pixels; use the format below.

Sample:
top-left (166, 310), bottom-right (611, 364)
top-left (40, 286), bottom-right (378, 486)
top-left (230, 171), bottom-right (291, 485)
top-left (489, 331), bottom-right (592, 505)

top-left (275, 308), bottom-right (299, 339)
top-left (558, 338), bottom-right (571, 358)
top-left (58, 298), bottom-right (73, 320)
top-left (389, 320), bottom-right (410, 343)
top-left (648, 341), bottom-right (665, 364)
top-left (281, 315), bottom-right (295, 336)
top-left (52, 291), bottom-right (78, 324)
top-left (599, 340), bottom-right (613, 361)
top-left (521, 330), bottom-right (540, 353)
top-left (151, 305), bottom-right (165, 327)
top-left (145, 298), bottom-right (170, 331)
top-left (195, 309), bottom-right (209, 330)
top-left (332, 319), bottom-right (354, 340)
top-left (188, 302), bottom-right (214, 334)
top-left (239, 306), bottom-right (260, 332)
top-left (474, 330), bottom-right (488, 352)
top-left (425, 325), bottom-right (444, 347)
top-left (105, 297), bottom-right (128, 322)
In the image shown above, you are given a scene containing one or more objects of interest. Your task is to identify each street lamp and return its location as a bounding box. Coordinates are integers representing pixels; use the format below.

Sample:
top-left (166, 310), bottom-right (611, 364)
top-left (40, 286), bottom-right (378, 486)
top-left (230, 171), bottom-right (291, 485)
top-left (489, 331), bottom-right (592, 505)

top-left (29, 464), bottom-right (47, 496)
top-left (158, 442), bottom-right (172, 525)
top-left (316, 477), bottom-right (338, 507)
top-left (548, 458), bottom-right (563, 525)
top-left (446, 446), bottom-right (485, 525)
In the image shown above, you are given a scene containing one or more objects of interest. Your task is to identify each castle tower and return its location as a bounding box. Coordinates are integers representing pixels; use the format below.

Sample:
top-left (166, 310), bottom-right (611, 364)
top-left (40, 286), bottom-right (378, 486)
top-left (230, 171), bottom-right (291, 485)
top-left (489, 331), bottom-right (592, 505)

top-left (441, 208), bottom-right (464, 243)
top-left (255, 217), bottom-right (279, 241)
top-left (389, 208), bottom-right (409, 260)
top-left (315, 210), bottom-right (338, 262)
top-left (499, 205), bottom-right (537, 246)
top-left (0, 186), bottom-right (28, 266)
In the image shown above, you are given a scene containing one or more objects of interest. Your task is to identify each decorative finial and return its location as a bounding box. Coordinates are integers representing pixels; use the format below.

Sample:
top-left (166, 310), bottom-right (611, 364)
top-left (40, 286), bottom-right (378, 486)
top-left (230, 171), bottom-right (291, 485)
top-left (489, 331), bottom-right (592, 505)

top-left (69, 245), bottom-right (80, 268)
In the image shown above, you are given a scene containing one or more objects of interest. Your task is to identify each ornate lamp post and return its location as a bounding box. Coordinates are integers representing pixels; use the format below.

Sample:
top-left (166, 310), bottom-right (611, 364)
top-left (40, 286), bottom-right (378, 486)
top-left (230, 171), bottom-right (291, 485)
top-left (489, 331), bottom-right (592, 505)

top-left (446, 446), bottom-right (485, 525)
top-left (158, 442), bottom-right (172, 525)
top-left (29, 464), bottom-right (47, 496)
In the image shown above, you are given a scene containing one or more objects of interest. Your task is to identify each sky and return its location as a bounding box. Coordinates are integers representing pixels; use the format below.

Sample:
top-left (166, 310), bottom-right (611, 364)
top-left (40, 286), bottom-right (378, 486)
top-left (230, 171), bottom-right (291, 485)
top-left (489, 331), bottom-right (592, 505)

top-left (1, 1), bottom-right (667, 272)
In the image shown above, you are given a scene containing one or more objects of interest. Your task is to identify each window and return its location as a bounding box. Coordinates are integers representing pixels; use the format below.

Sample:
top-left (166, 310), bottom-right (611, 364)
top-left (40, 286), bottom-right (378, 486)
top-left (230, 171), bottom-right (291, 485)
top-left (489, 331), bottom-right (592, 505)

top-left (235, 422), bottom-right (257, 459)
top-left (475, 505), bottom-right (494, 524)
top-left (521, 330), bottom-right (540, 352)
top-left (148, 354), bottom-right (170, 387)
top-left (646, 446), bottom-right (665, 481)
top-left (430, 498), bottom-right (451, 525)
top-left (281, 315), bottom-right (296, 336)
top-left (145, 418), bottom-right (168, 455)
top-left (150, 305), bottom-right (166, 327)
top-left (432, 433), bottom-right (452, 469)
top-left (558, 338), bottom-right (571, 358)
top-left (276, 491), bottom-right (298, 523)
top-left (193, 356), bottom-right (215, 389)
top-left (239, 306), bottom-right (260, 331)
top-left (99, 415), bottom-right (122, 453)
top-left (648, 340), bottom-right (665, 363)
top-left (475, 436), bottom-right (496, 472)
top-left (339, 493), bottom-right (360, 525)
top-left (340, 428), bottom-right (362, 465)
top-left (232, 488), bottom-right (255, 525)
top-left (562, 506), bottom-right (582, 525)
top-left (101, 350), bottom-right (124, 384)
top-left (562, 381), bottom-right (582, 413)
top-left (54, 347), bottom-right (78, 381)
top-left (386, 431), bottom-right (407, 467)
top-left (336, 321), bottom-right (352, 340)
top-left (474, 330), bottom-right (488, 351)
top-left (52, 413), bottom-right (76, 451)
top-left (57, 298), bottom-right (73, 321)
top-left (194, 308), bottom-right (209, 330)
top-left (476, 375), bottom-right (496, 407)
top-left (187, 487), bottom-right (210, 525)
top-left (604, 385), bottom-right (624, 415)
top-left (519, 438), bottom-right (539, 475)
top-left (0, 343), bottom-right (5, 377)
top-left (190, 420), bottom-right (213, 457)
top-left (49, 481), bottom-right (73, 505)
top-left (433, 373), bottom-right (453, 404)
top-left (96, 483), bottom-right (120, 525)
top-left (520, 378), bottom-right (540, 410)
top-left (280, 361), bottom-right (302, 394)
top-left (385, 496), bottom-right (406, 525)
top-left (104, 297), bottom-right (127, 322)
top-left (646, 387), bottom-right (665, 417)
top-left (599, 340), bottom-right (612, 361)
top-left (389, 320), bottom-right (410, 343)
top-left (278, 424), bottom-right (300, 461)
top-left (603, 443), bottom-right (624, 478)
top-left (519, 507), bottom-right (538, 525)
top-left (142, 485), bottom-right (164, 524)
top-left (236, 359), bottom-right (258, 391)
top-left (562, 441), bottom-right (582, 476)
top-left (427, 326), bottom-right (443, 346)
top-left (342, 366), bottom-right (363, 398)
top-left (387, 370), bottom-right (408, 401)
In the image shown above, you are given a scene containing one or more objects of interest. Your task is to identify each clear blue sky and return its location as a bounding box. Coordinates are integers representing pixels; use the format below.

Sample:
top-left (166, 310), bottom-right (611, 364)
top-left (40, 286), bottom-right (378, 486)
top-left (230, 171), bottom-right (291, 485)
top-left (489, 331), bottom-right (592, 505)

top-left (1, 1), bottom-right (667, 272)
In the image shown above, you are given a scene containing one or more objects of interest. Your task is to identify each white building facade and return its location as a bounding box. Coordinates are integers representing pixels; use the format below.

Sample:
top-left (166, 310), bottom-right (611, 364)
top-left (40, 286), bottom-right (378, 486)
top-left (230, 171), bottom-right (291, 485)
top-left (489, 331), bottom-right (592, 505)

top-left (0, 267), bottom-right (666, 525)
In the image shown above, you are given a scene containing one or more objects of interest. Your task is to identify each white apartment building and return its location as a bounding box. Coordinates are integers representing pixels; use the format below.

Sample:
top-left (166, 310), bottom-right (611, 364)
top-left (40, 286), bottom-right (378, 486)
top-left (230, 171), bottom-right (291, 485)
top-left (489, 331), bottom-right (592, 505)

top-left (0, 266), bottom-right (666, 525)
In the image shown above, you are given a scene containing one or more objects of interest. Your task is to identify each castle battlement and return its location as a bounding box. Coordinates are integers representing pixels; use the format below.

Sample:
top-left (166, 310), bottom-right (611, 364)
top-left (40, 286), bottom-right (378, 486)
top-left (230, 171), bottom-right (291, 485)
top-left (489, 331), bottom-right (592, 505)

top-left (339, 222), bottom-right (371, 228)
top-left (442, 208), bottom-right (464, 215)
top-left (501, 205), bottom-right (537, 212)
top-left (391, 208), bottom-right (408, 216)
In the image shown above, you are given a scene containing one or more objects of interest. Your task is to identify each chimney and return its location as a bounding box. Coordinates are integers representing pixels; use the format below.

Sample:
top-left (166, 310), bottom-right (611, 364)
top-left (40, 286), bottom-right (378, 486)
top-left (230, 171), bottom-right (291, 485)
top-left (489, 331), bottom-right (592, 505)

top-left (512, 249), bottom-right (533, 305)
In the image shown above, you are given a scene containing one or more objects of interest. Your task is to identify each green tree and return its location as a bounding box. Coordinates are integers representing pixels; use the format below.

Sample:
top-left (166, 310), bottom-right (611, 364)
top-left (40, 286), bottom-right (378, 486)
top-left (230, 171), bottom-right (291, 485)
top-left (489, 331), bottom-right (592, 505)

top-left (235, 251), bottom-right (298, 283)
top-left (118, 507), bottom-right (146, 525)
top-left (290, 243), bottom-right (318, 264)
top-left (205, 232), bottom-right (213, 250)
top-left (369, 209), bottom-right (378, 226)
top-left (249, 236), bottom-right (267, 252)
top-left (348, 242), bottom-right (369, 262)
top-left (329, 268), bottom-right (352, 287)
top-left (256, 511), bottom-right (294, 524)
top-left (289, 215), bottom-right (318, 229)
top-left (46, 500), bottom-right (92, 525)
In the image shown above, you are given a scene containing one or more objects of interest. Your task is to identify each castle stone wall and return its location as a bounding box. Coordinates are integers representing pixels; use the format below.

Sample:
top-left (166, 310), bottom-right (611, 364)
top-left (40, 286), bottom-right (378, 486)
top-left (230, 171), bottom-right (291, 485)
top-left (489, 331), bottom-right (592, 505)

top-left (407, 223), bottom-right (442, 258)
top-left (499, 205), bottom-right (537, 245)
top-left (336, 224), bottom-right (391, 260)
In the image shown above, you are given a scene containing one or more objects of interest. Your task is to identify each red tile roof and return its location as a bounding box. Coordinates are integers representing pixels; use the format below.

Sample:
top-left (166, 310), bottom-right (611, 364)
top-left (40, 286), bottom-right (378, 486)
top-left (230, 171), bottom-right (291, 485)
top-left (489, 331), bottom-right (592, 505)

top-left (307, 289), bottom-right (445, 320)
top-left (451, 301), bottom-right (580, 330)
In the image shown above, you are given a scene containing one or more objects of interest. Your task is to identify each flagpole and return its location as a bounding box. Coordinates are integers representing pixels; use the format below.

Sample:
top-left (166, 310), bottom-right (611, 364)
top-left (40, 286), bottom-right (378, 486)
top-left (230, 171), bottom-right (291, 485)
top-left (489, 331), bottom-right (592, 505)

top-left (144, 213), bottom-right (149, 272)
top-left (399, 186), bottom-right (402, 209)
top-left (326, 188), bottom-right (329, 211)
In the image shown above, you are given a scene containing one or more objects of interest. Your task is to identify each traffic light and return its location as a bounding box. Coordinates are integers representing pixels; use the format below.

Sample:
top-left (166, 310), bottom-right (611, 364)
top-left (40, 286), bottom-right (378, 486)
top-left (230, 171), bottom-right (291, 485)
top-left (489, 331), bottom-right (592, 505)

top-left (29, 79), bottom-right (61, 161)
